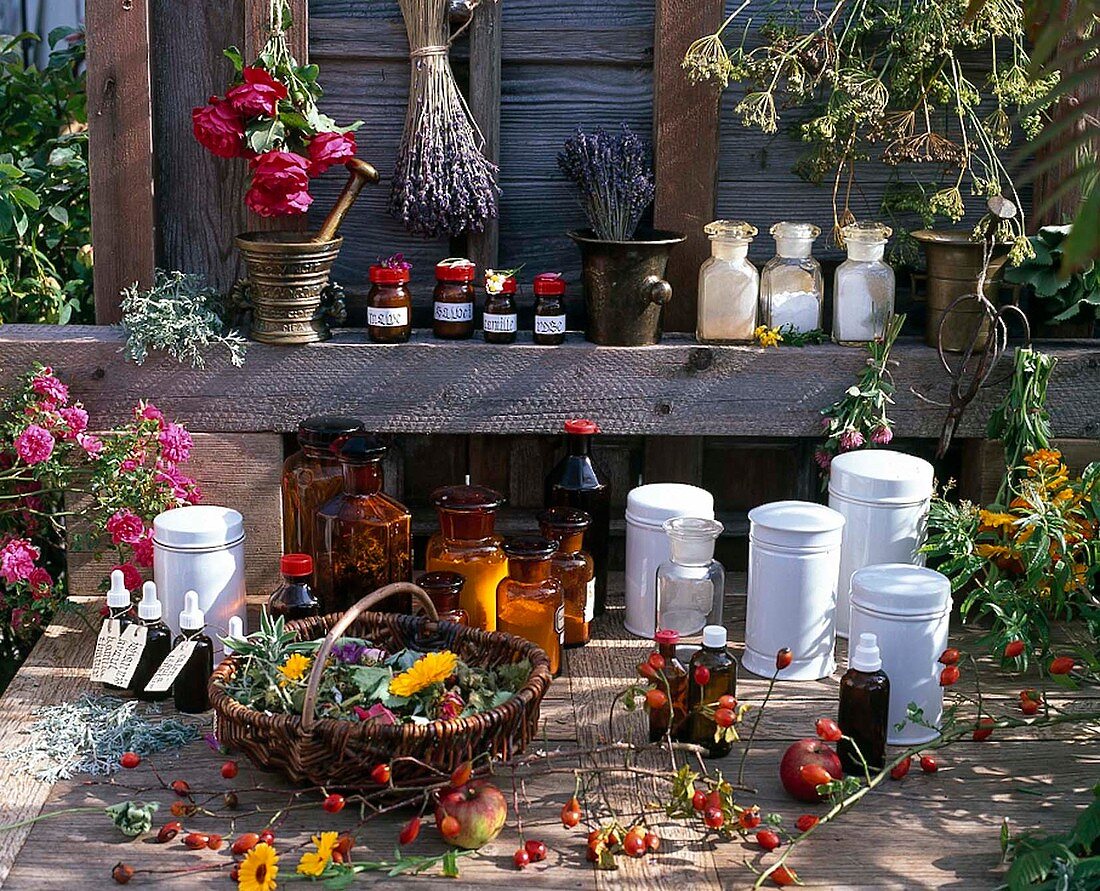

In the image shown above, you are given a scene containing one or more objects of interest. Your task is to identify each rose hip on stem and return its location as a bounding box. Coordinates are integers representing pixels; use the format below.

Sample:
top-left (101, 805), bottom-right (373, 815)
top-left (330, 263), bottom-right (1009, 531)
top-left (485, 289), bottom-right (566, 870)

top-left (939, 664), bottom-right (960, 686)
top-left (1003, 640), bottom-right (1025, 659)
top-left (524, 839), bottom-right (548, 862)
top-left (775, 648), bottom-right (793, 671)
top-left (111, 862), bottom-right (134, 885)
top-left (920, 754), bottom-right (938, 773)
top-left (938, 647), bottom-right (960, 666)
top-left (756, 829), bottom-right (781, 851)
top-left (890, 756), bottom-right (912, 780)
top-left (513, 848), bottom-right (530, 869)
top-left (815, 717), bottom-right (842, 742)
top-left (1049, 656), bottom-right (1075, 675)
top-left (399, 816), bottom-right (421, 846)
top-left (119, 752), bottom-right (141, 769)
top-left (450, 761), bottom-right (472, 788)
top-left (973, 717), bottom-right (994, 741)
top-left (322, 793), bottom-right (346, 814)
top-left (795, 814), bottom-right (819, 832)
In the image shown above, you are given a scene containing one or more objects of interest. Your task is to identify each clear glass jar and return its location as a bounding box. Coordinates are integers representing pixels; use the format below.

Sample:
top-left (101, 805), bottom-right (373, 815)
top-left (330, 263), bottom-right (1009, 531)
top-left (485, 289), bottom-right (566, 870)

top-left (834, 221), bottom-right (895, 344)
top-left (537, 507), bottom-right (594, 647)
top-left (425, 484), bottom-right (508, 632)
top-left (697, 220), bottom-right (759, 343)
top-left (433, 258), bottom-right (477, 339)
top-left (313, 437), bottom-right (412, 615)
top-left (496, 537), bottom-right (564, 676)
top-left (282, 415), bottom-right (364, 557)
top-left (655, 516), bottom-right (725, 636)
top-left (761, 222), bottom-right (823, 332)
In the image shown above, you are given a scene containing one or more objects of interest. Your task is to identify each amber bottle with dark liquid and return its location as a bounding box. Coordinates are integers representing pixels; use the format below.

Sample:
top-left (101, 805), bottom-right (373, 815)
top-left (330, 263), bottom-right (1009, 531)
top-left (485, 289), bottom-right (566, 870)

top-left (130, 582), bottom-right (172, 703)
top-left (418, 571), bottom-right (470, 626)
top-left (173, 591), bottom-right (214, 714)
top-left (648, 629), bottom-right (689, 742)
top-left (687, 625), bottom-right (738, 757)
top-left (545, 419), bottom-right (611, 616)
top-left (269, 553), bottom-right (320, 620)
top-left (838, 632), bottom-right (890, 773)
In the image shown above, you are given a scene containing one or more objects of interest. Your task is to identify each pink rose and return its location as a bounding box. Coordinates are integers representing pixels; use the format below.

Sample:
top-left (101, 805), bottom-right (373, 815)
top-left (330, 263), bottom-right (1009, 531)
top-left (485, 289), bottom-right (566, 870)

top-left (0, 538), bottom-right (40, 584)
top-left (871, 425), bottom-right (893, 445)
top-left (28, 567), bottom-right (52, 598)
top-left (353, 703), bottom-right (397, 725)
top-left (111, 562), bottom-right (143, 592)
top-left (192, 97), bottom-right (245, 159)
top-left (59, 405), bottom-right (88, 439)
top-left (246, 151), bottom-right (313, 217)
top-left (155, 465), bottom-right (199, 503)
top-left (106, 509), bottom-right (146, 546)
top-left (226, 67), bottom-right (288, 118)
top-left (135, 402), bottom-right (165, 426)
top-left (158, 422), bottom-right (193, 466)
top-left (14, 425), bottom-right (55, 465)
top-left (439, 690), bottom-right (465, 721)
top-left (308, 131), bottom-right (356, 175)
top-left (76, 432), bottom-right (103, 456)
top-left (30, 369), bottom-right (68, 405)
top-left (132, 532), bottom-right (154, 568)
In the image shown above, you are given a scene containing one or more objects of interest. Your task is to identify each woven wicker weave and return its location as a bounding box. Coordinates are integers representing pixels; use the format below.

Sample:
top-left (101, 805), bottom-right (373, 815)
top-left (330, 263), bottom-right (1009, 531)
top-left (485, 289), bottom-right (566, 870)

top-left (208, 583), bottom-right (554, 789)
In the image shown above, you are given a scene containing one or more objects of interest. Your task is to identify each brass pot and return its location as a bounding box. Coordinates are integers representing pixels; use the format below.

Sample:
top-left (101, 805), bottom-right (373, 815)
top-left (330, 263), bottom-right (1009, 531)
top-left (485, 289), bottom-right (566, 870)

top-left (568, 228), bottom-right (686, 346)
top-left (913, 230), bottom-right (1006, 353)
top-left (236, 231), bottom-right (344, 345)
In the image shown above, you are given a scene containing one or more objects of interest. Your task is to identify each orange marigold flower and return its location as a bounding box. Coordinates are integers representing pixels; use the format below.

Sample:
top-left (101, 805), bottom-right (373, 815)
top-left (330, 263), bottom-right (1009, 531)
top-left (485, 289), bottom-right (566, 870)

top-left (978, 510), bottom-right (1017, 533)
top-left (1024, 448), bottom-right (1063, 470)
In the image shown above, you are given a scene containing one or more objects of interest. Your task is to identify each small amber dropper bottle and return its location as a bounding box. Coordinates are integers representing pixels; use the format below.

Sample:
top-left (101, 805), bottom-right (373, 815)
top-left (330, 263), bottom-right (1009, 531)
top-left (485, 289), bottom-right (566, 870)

top-left (837, 632), bottom-right (890, 773)
top-left (173, 590), bottom-right (215, 714)
top-left (130, 582), bottom-right (172, 702)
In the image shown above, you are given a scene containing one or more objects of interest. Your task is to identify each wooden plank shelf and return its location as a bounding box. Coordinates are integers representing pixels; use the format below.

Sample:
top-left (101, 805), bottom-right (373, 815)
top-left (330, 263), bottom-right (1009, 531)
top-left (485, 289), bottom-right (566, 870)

top-left (2, 326), bottom-right (1098, 439)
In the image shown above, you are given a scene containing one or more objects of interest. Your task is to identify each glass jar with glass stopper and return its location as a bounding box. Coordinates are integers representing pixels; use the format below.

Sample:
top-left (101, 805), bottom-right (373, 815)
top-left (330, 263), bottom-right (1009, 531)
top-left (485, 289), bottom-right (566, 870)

top-left (761, 222), bottom-right (823, 333)
top-left (655, 516), bottom-right (725, 637)
top-left (696, 220), bottom-right (759, 343)
top-left (496, 537), bottom-right (565, 677)
top-left (834, 222), bottom-right (895, 344)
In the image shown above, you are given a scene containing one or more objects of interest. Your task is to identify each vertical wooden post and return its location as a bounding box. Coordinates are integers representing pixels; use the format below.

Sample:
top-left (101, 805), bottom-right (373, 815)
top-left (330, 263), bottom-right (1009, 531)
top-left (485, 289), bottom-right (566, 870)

top-left (467, 0), bottom-right (502, 270)
top-left (652, 0), bottom-right (723, 333)
top-left (86, 0), bottom-right (157, 323)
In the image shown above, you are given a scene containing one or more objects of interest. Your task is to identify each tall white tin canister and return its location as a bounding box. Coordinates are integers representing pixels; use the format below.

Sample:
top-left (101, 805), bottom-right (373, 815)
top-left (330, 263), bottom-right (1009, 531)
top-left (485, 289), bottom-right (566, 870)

top-left (624, 483), bottom-right (714, 638)
top-left (744, 500), bottom-right (845, 680)
top-left (153, 505), bottom-right (247, 655)
top-left (829, 449), bottom-right (933, 638)
top-left (849, 563), bottom-right (951, 745)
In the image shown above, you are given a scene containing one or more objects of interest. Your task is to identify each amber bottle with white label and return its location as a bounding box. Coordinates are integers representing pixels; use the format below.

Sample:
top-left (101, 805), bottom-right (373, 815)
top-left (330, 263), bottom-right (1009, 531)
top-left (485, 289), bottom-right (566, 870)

top-left (364, 264), bottom-right (412, 343)
top-left (533, 272), bottom-right (567, 345)
top-left (537, 507), bottom-right (593, 647)
top-left (433, 259), bottom-right (477, 339)
top-left (496, 537), bottom-right (564, 676)
top-left (482, 274), bottom-right (518, 344)
top-left (172, 591), bottom-right (214, 713)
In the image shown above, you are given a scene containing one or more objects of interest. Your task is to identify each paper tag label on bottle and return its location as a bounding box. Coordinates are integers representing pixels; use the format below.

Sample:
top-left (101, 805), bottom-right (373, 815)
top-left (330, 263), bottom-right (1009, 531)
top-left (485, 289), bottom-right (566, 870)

top-left (554, 603), bottom-right (565, 642)
top-left (367, 306), bottom-right (409, 328)
top-left (144, 639), bottom-right (197, 693)
top-left (483, 313), bottom-right (517, 334)
top-left (535, 315), bottom-right (566, 335)
top-left (584, 578), bottom-right (596, 623)
top-left (92, 619), bottom-right (122, 683)
top-left (107, 623), bottom-right (148, 688)
top-left (434, 301), bottom-right (473, 322)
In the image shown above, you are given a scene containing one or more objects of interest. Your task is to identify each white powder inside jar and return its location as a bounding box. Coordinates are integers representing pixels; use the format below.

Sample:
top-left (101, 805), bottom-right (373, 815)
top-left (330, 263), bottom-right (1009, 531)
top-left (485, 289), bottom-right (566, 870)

top-left (768, 290), bottom-right (820, 332)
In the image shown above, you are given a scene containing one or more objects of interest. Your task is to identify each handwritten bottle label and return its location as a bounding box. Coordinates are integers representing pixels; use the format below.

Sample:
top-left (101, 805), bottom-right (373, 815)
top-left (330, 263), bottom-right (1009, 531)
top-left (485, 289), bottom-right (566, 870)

top-left (107, 623), bottom-right (148, 688)
top-left (92, 619), bottom-right (121, 683)
top-left (584, 578), bottom-right (596, 623)
top-left (434, 302), bottom-right (473, 322)
top-left (535, 315), bottom-right (566, 335)
top-left (144, 640), bottom-right (198, 693)
top-left (367, 306), bottom-right (409, 328)
top-left (483, 313), bottom-right (517, 334)
top-left (554, 603), bottom-right (565, 642)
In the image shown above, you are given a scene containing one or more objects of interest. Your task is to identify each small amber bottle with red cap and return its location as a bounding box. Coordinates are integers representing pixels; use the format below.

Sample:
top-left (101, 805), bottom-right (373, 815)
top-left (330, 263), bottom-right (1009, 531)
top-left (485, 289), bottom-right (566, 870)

top-left (269, 553), bottom-right (320, 621)
top-left (362, 264), bottom-right (412, 343)
top-left (496, 537), bottom-right (565, 676)
top-left (648, 629), bottom-right (689, 742)
top-left (433, 258), bottom-right (477, 339)
top-left (418, 571), bottom-right (470, 626)
top-left (533, 272), bottom-right (567, 345)
top-left (482, 273), bottom-right (518, 344)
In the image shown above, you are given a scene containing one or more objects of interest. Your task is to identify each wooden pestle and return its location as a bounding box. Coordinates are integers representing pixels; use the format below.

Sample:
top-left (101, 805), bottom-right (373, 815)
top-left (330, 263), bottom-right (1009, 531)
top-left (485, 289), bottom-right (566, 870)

top-left (312, 158), bottom-right (380, 243)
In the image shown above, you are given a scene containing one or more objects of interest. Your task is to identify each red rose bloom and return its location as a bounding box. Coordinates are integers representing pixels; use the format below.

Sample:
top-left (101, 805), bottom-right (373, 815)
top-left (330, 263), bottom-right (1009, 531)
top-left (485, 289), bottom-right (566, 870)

top-left (308, 131), bottom-right (356, 174)
top-left (192, 97), bottom-right (245, 159)
top-left (246, 151), bottom-right (313, 217)
top-left (226, 66), bottom-right (288, 118)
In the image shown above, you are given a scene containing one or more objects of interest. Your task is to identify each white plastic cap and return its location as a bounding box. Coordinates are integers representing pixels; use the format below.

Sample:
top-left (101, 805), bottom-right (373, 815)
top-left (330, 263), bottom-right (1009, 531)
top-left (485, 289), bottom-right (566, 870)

top-left (179, 590), bottom-right (205, 631)
top-left (702, 624), bottom-right (727, 649)
top-left (851, 632), bottom-right (882, 672)
top-left (138, 581), bottom-right (162, 621)
top-left (225, 615), bottom-right (245, 654)
top-left (107, 569), bottom-right (130, 608)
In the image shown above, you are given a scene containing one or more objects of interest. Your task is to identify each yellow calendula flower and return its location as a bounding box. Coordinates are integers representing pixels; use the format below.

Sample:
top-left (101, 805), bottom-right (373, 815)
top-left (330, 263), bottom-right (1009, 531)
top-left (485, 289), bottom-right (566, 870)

top-left (389, 650), bottom-right (459, 698)
top-left (975, 543), bottom-right (1014, 559)
top-left (238, 842), bottom-right (278, 891)
top-left (754, 325), bottom-right (783, 348)
top-left (978, 510), bottom-right (1017, 533)
top-left (296, 831), bottom-right (340, 877)
top-left (277, 653), bottom-right (312, 687)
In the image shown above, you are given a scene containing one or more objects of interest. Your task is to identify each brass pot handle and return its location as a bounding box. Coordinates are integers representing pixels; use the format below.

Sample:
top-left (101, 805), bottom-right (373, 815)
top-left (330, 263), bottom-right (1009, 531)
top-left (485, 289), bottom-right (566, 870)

top-left (300, 582), bottom-right (438, 733)
top-left (643, 275), bottom-right (673, 307)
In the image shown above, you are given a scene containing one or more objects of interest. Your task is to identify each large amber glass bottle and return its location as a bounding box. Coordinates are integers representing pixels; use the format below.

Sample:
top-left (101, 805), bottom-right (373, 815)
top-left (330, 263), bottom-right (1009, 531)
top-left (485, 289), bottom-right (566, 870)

top-left (282, 415), bottom-right (364, 557)
top-left (496, 537), bottom-right (564, 676)
top-left (314, 437), bottom-right (412, 614)
top-left (425, 485), bottom-right (508, 632)
top-left (537, 507), bottom-right (594, 647)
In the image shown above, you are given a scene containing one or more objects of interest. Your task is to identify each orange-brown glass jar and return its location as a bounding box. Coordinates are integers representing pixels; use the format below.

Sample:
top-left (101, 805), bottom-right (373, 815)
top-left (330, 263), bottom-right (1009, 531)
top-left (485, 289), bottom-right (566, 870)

top-left (432, 258), bottom-right (477, 339)
top-left (533, 272), bottom-right (567, 345)
top-left (417, 571), bottom-right (470, 626)
top-left (482, 274), bottom-right (517, 344)
top-left (496, 537), bottom-right (564, 676)
top-left (364, 264), bottom-right (412, 343)
top-left (537, 507), bottom-right (593, 647)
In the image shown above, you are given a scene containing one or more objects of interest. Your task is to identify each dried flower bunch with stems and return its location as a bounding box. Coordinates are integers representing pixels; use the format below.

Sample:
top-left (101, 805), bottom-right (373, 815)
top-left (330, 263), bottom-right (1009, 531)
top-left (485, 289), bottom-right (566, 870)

top-left (683, 0), bottom-right (1051, 263)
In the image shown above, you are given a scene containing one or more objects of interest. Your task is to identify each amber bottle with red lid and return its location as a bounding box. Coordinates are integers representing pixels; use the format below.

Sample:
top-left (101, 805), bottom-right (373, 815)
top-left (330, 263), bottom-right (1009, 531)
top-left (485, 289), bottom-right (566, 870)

top-left (418, 571), bottom-right (470, 626)
top-left (537, 507), bottom-right (594, 647)
top-left (433, 258), bottom-right (477, 339)
top-left (269, 553), bottom-right (320, 621)
top-left (648, 628), bottom-right (689, 742)
top-left (313, 436), bottom-right (412, 614)
top-left (496, 536), bottom-right (564, 676)
top-left (363, 264), bottom-right (412, 343)
top-left (533, 272), bottom-right (567, 345)
top-left (482, 274), bottom-right (518, 344)
top-left (544, 419), bottom-right (611, 616)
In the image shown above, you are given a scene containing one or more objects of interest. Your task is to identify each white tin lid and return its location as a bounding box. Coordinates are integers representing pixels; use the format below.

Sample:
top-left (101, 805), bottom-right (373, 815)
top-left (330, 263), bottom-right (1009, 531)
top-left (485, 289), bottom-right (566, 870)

top-left (828, 450), bottom-right (933, 505)
top-left (626, 483), bottom-right (714, 526)
top-left (850, 563), bottom-right (951, 618)
top-left (748, 500), bottom-right (844, 548)
top-left (153, 505), bottom-right (245, 550)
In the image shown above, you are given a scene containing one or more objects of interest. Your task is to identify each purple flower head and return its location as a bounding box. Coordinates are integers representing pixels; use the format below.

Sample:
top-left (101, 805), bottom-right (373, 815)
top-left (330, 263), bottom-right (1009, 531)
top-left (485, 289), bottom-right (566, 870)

top-left (871, 425), bottom-right (893, 445)
top-left (814, 449), bottom-right (832, 470)
top-left (380, 252), bottom-right (412, 272)
top-left (838, 429), bottom-right (865, 452)
top-left (332, 640), bottom-right (369, 664)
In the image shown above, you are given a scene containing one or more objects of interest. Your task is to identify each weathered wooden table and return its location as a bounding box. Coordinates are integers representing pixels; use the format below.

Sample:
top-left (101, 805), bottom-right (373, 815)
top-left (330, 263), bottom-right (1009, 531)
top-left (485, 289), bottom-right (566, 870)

top-left (0, 578), bottom-right (1094, 889)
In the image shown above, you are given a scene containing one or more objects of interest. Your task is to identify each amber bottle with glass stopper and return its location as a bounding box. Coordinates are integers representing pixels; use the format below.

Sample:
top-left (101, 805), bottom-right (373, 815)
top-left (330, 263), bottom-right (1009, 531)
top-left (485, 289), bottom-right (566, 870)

top-left (482, 272), bottom-right (518, 344)
top-left (648, 629), bottom-right (689, 742)
top-left (545, 419), bottom-right (611, 615)
top-left (426, 485), bottom-right (508, 632)
top-left (173, 591), bottom-right (214, 714)
top-left (537, 507), bottom-right (594, 647)
top-left (418, 571), bottom-right (470, 626)
top-left (838, 632), bottom-right (890, 773)
top-left (314, 436), bottom-right (412, 615)
top-left (269, 553), bottom-right (320, 620)
top-left (687, 625), bottom-right (738, 757)
top-left (282, 415), bottom-right (364, 557)
top-left (130, 582), bottom-right (172, 703)
top-left (496, 537), bottom-right (565, 676)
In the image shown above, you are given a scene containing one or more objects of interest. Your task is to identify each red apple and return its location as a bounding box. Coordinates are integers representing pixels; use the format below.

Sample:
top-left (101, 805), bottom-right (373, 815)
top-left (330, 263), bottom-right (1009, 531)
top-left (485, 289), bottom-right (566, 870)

top-left (779, 738), bottom-right (843, 803)
top-left (434, 781), bottom-right (508, 849)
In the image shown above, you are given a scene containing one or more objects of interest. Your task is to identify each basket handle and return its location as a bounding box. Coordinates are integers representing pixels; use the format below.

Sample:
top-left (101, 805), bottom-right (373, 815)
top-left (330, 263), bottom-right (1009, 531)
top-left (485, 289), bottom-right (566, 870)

top-left (300, 582), bottom-right (438, 733)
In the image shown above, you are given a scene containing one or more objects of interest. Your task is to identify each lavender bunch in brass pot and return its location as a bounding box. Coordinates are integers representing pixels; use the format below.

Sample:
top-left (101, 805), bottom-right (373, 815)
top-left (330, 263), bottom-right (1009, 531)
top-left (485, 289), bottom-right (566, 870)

top-left (557, 125), bottom-right (655, 242)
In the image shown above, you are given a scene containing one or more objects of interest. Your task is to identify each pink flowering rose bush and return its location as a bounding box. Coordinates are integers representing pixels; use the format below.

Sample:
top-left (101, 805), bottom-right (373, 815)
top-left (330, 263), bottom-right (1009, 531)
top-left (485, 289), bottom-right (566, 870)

top-left (0, 364), bottom-right (199, 644)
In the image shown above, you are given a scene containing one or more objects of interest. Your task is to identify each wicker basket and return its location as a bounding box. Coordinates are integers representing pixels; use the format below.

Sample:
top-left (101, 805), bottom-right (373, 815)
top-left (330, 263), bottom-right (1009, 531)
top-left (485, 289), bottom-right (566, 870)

top-left (208, 583), bottom-right (554, 789)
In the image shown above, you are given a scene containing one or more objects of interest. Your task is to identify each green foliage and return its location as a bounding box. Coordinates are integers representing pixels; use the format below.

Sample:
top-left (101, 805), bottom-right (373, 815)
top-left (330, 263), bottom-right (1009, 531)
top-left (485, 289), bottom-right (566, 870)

top-left (0, 29), bottom-right (92, 324)
top-left (1005, 226), bottom-right (1100, 324)
top-left (986, 348), bottom-right (1055, 502)
top-left (1000, 783), bottom-right (1100, 890)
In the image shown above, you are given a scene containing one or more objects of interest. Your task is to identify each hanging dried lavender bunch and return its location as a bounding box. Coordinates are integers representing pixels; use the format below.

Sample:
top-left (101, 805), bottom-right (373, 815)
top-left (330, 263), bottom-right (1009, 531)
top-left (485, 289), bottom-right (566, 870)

top-left (390, 0), bottom-right (499, 238)
top-left (557, 125), bottom-right (655, 242)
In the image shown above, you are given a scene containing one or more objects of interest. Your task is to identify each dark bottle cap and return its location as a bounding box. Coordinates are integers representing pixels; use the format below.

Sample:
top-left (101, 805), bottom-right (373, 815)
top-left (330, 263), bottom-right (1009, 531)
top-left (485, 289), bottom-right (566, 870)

top-left (537, 507), bottom-right (591, 532)
top-left (564, 419), bottom-right (599, 435)
top-left (337, 435), bottom-right (387, 465)
top-left (281, 553), bottom-right (313, 577)
top-left (429, 484), bottom-right (505, 512)
top-left (503, 536), bottom-right (558, 560)
top-left (419, 571), bottom-right (465, 597)
top-left (297, 415), bottom-right (365, 450)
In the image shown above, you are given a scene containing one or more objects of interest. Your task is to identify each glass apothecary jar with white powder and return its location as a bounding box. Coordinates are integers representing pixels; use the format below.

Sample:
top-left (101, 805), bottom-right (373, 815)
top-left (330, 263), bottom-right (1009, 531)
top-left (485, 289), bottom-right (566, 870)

top-left (834, 222), bottom-right (895, 344)
top-left (696, 220), bottom-right (759, 344)
top-left (760, 222), bottom-right (823, 332)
